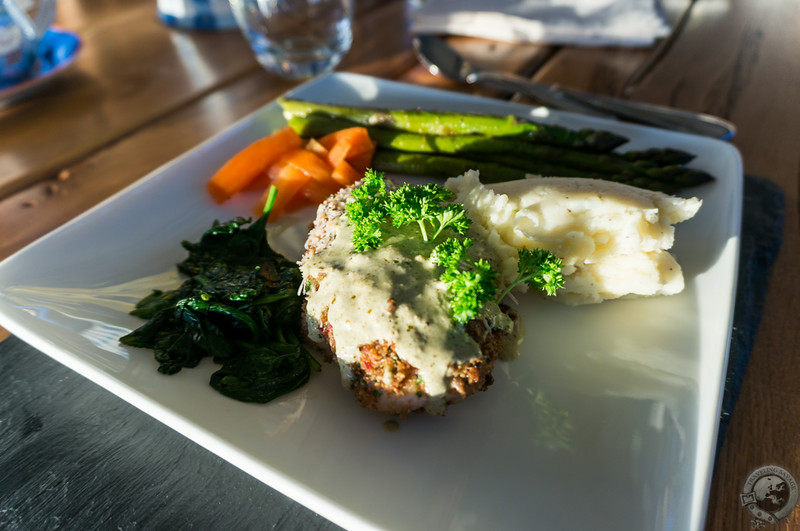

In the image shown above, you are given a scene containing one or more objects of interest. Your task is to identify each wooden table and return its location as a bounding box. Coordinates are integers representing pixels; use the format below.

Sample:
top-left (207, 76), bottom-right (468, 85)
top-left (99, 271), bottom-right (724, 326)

top-left (1, 0), bottom-right (798, 529)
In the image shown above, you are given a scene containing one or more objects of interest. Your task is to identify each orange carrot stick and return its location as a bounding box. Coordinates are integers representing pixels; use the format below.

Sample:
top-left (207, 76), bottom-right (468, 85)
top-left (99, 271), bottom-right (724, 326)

top-left (259, 154), bottom-right (312, 219)
top-left (319, 127), bottom-right (374, 167)
top-left (330, 160), bottom-right (361, 186)
top-left (207, 126), bottom-right (303, 204)
top-left (283, 148), bottom-right (337, 185)
top-left (346, 148), bottom-right (375, 174)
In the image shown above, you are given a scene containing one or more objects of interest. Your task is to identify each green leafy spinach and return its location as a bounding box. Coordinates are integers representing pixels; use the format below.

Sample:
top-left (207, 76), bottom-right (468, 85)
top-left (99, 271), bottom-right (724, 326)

top-left (120, 187), bottom-right (319, 403)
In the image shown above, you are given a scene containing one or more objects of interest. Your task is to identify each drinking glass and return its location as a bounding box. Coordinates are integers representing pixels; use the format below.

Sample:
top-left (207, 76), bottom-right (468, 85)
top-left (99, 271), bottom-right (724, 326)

top-left (228, 0), bottom-right (353, 80)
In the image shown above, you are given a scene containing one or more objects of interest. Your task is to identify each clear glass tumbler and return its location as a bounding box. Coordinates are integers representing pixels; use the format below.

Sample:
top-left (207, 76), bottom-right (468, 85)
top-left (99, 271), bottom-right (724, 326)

top-left (229, 0), bottom-right (353, 80)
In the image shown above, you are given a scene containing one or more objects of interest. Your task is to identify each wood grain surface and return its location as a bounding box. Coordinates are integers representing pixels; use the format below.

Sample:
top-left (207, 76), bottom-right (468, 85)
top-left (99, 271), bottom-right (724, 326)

top-left (0, 335), bottom-right (340, 530)
top-left (1, 0), bottom-right (798, 529)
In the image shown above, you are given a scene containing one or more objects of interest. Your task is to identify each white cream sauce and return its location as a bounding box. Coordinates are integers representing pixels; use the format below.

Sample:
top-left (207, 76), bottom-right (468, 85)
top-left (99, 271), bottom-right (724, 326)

top-left (301, 215), bottom-right (513, 412)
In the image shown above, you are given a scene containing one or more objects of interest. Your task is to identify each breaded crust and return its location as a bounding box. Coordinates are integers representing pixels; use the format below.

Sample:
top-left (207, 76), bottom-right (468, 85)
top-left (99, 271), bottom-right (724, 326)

top-left (300, 183), bottom-right (517, 416)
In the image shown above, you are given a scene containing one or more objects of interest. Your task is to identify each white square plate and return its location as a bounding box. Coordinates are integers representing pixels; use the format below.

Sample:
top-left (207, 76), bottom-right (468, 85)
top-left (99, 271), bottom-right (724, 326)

top-left (0, 73), bottom-right (742, 530)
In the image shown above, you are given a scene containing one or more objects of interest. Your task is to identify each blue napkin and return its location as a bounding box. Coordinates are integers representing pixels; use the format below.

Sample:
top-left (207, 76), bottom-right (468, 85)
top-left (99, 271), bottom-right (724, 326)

top-left (716, 174), bottom-right (785, 458)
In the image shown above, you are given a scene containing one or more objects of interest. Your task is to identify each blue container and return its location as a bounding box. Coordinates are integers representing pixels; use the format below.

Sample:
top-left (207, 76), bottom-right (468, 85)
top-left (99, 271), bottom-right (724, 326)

top-left (1, 0), bottom-right (56, 86)
top-left (157, 0), bottom-right (237, 30)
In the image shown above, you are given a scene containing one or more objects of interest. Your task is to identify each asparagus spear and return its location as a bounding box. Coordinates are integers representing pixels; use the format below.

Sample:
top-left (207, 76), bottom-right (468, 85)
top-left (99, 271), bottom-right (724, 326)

top-left (288, 114), bottom-right (713, 187)
top-left (372, 150), bottom-right (525, 182)
top-left (467, 152), bottom-right (712, 186)
top-left (279, 98), bottom-right (628, 153)
top-left (371, 150), bottom-right (682, 193)
top-left (622, 147), bottom-right (696, 167)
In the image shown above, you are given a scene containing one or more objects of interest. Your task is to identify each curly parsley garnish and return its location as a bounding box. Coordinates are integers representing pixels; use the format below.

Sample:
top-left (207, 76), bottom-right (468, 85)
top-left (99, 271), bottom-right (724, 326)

top-left (346, 169), bottom-right (470, 251)
top-left (346, 169), bottom-right (389, 252)
top-left (387, 182), bottom-right (471, 242)
top-left (345, 170), bottom-right (564, 323)
top-left (432, 237), bottom-right (498, 323)
top-left (498, 248), bottom-right (565, 300)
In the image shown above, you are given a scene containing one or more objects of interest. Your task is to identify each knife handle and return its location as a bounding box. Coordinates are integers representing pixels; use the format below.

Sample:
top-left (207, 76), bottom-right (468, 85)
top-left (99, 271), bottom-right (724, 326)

top-left (470, 71), bottom-right (603, 116)
top-left (557, 88), bottom-right (736, 140)
top-left (469, 71), bottom-right (735, 140)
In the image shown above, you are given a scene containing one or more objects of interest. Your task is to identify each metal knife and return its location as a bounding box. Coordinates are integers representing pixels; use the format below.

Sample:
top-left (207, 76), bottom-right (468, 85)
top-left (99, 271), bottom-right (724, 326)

top-left (413, 34), bottom-right (736, 140)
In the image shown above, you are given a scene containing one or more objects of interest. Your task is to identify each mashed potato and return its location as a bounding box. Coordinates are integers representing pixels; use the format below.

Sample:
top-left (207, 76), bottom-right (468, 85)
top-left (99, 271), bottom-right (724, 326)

top-left (445, 170), bottom-right (702, 305)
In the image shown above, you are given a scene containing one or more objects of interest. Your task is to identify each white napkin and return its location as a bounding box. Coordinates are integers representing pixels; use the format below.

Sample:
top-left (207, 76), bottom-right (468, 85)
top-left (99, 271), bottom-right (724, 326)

top-left (409, 0), bottom-right (671, 47)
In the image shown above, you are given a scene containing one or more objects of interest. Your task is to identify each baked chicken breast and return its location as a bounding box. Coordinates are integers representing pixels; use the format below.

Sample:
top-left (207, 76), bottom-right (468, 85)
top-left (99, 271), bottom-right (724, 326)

top-left (299, 183), bottom-right (518, 416)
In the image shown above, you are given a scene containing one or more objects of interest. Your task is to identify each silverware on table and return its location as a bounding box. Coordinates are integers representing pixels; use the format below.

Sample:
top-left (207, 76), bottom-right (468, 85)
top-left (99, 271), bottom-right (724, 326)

top-left (413, 34), bottom-right (736, 140)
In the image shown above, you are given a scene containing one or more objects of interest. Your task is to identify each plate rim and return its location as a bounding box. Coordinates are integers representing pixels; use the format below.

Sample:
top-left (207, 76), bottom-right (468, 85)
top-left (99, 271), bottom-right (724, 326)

top-left (0, 72), bottom-right (744, 531)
